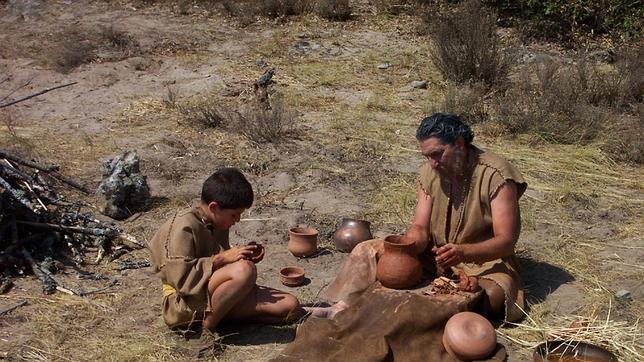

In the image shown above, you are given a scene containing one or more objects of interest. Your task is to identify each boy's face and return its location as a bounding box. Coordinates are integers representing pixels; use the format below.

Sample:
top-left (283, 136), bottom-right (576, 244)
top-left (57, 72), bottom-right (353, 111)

top-left (207, 202), bottom-right (246, 230)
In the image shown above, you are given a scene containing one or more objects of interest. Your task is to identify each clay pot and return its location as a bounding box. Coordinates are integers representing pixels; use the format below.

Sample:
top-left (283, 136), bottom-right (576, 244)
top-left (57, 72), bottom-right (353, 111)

top-left (280, 266), bottom-right (305, 287)
top-left (443, 312), bottom-right (497, 360)
top-left (333, 218), bottom-right (373, 252)
top-left (376, 235), bottom-right (422, 289)
top-left (532, 340), bottom-right (617, 362)
top-left (247, 241), bottom-right (265, 264)
top-left (287, 227), bottom-right (318, 257)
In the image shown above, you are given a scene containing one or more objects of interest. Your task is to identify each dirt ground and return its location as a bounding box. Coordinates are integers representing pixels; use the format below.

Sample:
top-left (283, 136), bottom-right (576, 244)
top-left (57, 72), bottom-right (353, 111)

top-left (1, 1), bottom-right (642, 361)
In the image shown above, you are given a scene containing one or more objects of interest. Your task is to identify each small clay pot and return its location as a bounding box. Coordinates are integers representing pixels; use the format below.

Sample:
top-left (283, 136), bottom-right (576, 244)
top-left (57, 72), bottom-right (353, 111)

top-left (280, 266), bottom-right (305, 287)
top-left (333, 218), bottom-right (373, 252)
top-left (247, 241), bottom-right (265, 264)
top-left (532, 340), bottom-right (617, 362)
top-left (443, 312), bottom-right (497, 360)
top-left (287, 227), bottom-right (318, 257)
top-left (376, 235), bottom-right (423, 289)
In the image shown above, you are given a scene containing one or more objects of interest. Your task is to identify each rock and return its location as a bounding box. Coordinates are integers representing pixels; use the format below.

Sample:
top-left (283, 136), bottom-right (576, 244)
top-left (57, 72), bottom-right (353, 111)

top-left (411, 80), bottom-right (428, 89)
top-left (616, 289), bottom-right (631, 302)
top-left (289, 40), bottom-right (320, 55)
top-left (96, 150), bottom-right (150, 220)
top-left (377, 62), bottom-right (391, 70)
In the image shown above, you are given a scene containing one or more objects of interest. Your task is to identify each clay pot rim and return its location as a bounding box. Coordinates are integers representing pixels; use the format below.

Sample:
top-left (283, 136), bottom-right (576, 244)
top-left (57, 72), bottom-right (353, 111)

top-left (383, 234), bottom-right (415, 247)
top-left (247, 241), bottom-right (265, 263)
top-left (532, 340), bottom-right (617, 362)
top-left (339, 217), bottom-right (371, 226)
top-left (289, 227), bottom-right (318, 236)
top-left (280, 266), bottom-right (305, 278)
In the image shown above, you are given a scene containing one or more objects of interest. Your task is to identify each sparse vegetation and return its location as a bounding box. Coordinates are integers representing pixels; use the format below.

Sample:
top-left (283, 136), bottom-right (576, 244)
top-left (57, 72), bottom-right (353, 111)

top-left (425, 0), bottom-right (508, 86)
top-left (231, 97), bottom-right (296, 143)
top-left (48, 28), bottom-right (98, 73)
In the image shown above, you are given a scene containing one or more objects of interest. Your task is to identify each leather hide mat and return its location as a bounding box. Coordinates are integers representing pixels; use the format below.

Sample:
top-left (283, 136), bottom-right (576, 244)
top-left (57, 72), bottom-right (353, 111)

top-left (273, 283), bottom-right (507, 362)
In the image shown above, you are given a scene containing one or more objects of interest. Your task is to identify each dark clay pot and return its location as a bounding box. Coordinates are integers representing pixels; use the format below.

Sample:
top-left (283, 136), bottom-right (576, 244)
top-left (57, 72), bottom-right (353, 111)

top-left (376, 235), bottom-right (422, 289)
top-left (333, 218), bottom-right (373, 252)
top-left (287, 227), bottom-right (318, 257)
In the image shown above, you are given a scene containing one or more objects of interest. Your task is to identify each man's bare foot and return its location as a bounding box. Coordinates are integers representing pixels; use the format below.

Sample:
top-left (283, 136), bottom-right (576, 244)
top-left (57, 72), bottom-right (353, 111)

top-left (303, 301), bottom-right (349, 319)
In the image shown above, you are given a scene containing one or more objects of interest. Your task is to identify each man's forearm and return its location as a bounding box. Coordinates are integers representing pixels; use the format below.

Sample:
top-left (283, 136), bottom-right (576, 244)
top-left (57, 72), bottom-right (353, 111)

top-left (462, 236), bottom-right (516, 263)
top-left (405, 224), bottom-right (430, 254)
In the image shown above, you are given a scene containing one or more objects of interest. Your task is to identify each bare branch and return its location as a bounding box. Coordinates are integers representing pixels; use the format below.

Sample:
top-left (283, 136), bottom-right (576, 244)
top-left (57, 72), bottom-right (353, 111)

top-left (0, 81), bottom-right (77, 108)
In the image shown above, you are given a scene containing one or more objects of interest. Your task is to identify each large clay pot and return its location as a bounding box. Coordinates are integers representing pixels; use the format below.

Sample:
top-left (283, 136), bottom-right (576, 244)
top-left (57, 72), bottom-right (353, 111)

top-left (376, 235), bottom-right (422, 289)
top-left (333, 218), bottom-right (373, 252)
top-left (443, 312), bottom-right (497, 360)
top-left (287, 227), bottom-right (318, 257)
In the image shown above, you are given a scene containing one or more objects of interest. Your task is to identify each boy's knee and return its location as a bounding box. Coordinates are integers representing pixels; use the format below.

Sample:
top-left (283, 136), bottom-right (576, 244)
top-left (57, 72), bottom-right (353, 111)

top-left (231, 260), bottom-right (257, 281)
top-left (280, 294), bottom-right (302, 319)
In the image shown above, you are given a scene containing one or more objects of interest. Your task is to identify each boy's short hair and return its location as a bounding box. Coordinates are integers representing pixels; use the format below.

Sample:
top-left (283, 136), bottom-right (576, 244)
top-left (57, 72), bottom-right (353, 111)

top-left (201, 168), bottom-right (253, 209)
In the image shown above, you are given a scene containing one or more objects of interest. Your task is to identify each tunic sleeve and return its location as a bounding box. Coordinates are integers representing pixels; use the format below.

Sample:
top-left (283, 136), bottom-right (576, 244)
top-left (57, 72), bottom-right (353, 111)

top-left (164, 223), bottom-right (214, 296)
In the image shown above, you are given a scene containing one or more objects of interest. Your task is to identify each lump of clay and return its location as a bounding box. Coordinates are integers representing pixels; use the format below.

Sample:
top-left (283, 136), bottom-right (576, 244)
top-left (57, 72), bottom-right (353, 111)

top-left (96, 151), bottom-right (150, 220)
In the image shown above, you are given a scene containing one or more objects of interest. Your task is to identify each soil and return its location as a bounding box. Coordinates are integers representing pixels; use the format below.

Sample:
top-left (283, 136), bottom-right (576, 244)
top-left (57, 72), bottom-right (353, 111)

top-left (1, 1), bottom-right (642, 361)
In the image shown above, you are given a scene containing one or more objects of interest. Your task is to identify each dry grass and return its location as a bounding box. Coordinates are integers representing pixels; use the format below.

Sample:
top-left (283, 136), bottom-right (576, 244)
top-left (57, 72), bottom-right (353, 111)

top-left (498, 301), bottom-right (644, 361)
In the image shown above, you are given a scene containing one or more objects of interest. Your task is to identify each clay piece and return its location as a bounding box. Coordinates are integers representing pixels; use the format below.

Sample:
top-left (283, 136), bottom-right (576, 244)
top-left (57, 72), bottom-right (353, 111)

top-left (280, 266), bottom-right (305, 287)
top-left (287, 226), bottom-right (318, 257)
top-left (443, 312), bottom-right (497, 360)
top-left (96, 150), bottom-right (150, 220)
top-left (333, 218), bottom-right (373, 253)
top-left (532, 340), bottom-right (617, 362)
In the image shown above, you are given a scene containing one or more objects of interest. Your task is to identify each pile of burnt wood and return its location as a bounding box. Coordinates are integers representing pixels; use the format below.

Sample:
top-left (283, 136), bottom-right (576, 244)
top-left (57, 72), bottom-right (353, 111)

top-left (0, 149), bottom-right (144, 295)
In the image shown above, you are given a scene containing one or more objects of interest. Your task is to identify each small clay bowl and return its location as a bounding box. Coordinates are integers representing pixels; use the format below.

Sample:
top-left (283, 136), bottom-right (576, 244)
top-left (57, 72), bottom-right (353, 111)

top-left (247, 241), bottom-right (265, 264)
top-left (280, 266), bottom-right (305, 287)
top-left (533, 340), bottom-right (617, 362)
top-left (443, 312), bottom-right (497, 360)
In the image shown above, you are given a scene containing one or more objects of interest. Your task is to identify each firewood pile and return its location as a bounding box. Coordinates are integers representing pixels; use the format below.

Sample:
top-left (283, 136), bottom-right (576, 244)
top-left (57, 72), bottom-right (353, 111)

top-left (0, 149), bottom-right (144, 295)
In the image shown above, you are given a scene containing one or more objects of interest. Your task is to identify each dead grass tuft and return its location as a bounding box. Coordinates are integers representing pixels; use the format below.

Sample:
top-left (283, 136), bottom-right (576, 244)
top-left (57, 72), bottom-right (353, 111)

top-left (498, 301), bottom-right (644, 361)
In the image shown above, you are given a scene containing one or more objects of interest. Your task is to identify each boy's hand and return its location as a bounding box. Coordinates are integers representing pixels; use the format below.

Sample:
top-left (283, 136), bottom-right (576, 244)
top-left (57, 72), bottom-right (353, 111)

top-left (216, 245), bottom-right (257, 265)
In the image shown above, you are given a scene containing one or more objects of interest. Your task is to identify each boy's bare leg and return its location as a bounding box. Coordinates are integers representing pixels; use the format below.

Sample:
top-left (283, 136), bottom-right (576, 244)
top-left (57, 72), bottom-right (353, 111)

top-left (223, 285), bottom-right (304, 323)
top-left (203, 260), bottom-right (257, 331)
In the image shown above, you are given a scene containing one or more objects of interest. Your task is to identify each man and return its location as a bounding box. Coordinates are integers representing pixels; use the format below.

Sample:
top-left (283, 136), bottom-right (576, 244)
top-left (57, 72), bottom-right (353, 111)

top-left (324, 113), bottom-right (526, 322)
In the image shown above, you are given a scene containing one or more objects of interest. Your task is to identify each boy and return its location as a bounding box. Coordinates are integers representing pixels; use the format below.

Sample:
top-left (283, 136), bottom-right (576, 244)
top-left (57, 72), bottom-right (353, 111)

top-left (148, 167), bottom-right (304, 333)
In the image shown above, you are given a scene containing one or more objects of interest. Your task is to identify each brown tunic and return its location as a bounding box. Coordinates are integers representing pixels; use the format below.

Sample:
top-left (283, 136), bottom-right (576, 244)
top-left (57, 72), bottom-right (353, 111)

top-left (148, 206), bottom-right (230, 328)
top-left (418, 146), bottom-right (527, 322)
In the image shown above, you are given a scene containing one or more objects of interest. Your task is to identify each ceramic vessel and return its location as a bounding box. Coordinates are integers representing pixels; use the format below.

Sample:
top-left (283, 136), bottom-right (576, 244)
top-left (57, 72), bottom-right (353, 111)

top-left (376, 235), bottom-right (422, 289)
top-left (333, 218), bottom-right (373, 252)
top-left (443, 312), bottom-right (497, 360)
top-left (287, 227), bottom-right (318, 257)
top-left (532, 340), bottom-right (617, 362)
top-left (247, 241), bottom-right (265, 264)
top-left (280, 266), bottom-right (305, 287)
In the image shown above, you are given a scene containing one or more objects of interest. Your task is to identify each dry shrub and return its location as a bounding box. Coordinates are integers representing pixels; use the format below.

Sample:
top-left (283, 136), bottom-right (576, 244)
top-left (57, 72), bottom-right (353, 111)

top-left (437, 82), bottom-right (488, 124)
top-left (220, 0), bottom-right (314, 19)
top-left (179, 98), bottom-right (227, 130)
top-left (316, 0), bottom-right (352, 21)
top-left (99, 25), bottom-right (139, 57)
top-left (599, 112), bottom-right (644, 164)
top-left (231, 98), bottom-right (295, 143)
top-left (371, 0), bottom-right (429, 15)
top-left (48, 28), bottom-right (97, 73)
top-left (425, 0), bottom-right (508, 86)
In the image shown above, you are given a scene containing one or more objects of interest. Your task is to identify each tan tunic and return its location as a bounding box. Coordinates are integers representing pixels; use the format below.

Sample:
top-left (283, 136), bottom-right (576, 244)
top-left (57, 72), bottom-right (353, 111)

top-left (148, 206), bottom-right (230, 328)
top-left (418, 146), bottom-right (527, 322)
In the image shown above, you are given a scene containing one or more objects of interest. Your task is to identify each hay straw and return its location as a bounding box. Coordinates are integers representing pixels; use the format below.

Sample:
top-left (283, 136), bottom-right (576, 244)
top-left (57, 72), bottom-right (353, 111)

top-left (498, 300), bottom-right (644, 361)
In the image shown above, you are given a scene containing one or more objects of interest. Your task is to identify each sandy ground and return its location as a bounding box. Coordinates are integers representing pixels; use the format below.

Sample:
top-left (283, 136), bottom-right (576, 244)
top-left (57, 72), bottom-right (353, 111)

top-left (1, 1), bottom-right (642, 361)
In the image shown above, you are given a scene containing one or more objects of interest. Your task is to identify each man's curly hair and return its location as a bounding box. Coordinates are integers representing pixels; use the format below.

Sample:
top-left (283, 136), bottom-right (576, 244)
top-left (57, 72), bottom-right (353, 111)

top-left (415, 113), bottom-right (474, 145)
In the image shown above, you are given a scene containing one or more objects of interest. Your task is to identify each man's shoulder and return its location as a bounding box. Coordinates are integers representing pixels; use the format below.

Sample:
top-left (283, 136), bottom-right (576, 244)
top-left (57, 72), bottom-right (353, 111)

top-left (474, 147), bottom-right (518, 173)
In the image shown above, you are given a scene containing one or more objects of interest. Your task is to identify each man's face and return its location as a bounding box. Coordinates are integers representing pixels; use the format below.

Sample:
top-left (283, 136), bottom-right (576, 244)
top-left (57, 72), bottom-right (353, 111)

top-left (208, 202), bottom-right (245, 230)
top-left (419, 136), bottom-right (466, 177)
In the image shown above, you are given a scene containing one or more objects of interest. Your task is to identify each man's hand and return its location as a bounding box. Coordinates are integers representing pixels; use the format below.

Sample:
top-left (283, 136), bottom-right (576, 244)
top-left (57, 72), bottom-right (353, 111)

top-left (432, 243), bottom-right (465, 268)
top-left (216, 245), bottom-right (257, 265)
